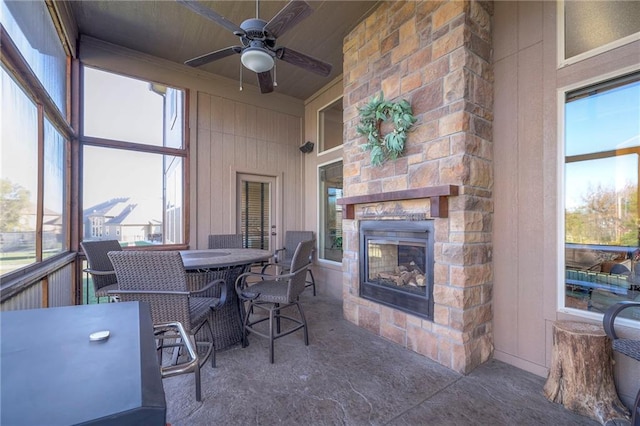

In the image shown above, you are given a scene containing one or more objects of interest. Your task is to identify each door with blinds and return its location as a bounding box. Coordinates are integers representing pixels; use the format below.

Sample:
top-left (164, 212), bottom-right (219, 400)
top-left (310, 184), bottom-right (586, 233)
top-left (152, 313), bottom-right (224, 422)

top-left (237, 174), bottom-right (277, 251)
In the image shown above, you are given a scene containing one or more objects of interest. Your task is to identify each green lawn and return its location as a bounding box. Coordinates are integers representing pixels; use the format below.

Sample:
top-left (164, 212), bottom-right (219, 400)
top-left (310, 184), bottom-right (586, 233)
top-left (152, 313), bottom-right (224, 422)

top-left (0, 251), bottom-right (36, 275)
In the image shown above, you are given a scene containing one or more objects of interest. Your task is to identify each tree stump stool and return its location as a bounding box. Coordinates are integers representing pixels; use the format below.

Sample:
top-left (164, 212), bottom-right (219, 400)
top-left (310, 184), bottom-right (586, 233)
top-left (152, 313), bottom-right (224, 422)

top-left (543, 321), bottom-right (631, 425)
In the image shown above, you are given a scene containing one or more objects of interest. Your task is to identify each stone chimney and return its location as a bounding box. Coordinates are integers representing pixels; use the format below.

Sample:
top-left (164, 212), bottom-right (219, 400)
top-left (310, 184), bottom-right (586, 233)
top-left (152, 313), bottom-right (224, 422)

top-left (341, 0), bottom-right (494, 374)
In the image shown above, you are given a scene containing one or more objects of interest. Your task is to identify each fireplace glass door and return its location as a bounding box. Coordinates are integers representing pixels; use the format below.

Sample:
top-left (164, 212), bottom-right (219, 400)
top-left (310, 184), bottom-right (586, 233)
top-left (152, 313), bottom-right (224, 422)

top-left (367, 239), bottom-right (427, 294)
top-left (360, 220), bottom-right (434, 319)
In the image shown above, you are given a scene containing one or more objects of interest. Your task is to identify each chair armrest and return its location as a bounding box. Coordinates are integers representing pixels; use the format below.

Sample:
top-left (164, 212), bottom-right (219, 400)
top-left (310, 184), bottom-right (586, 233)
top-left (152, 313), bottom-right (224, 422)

top-left (261, 263), bottom-right (278, 275)
top-left (235, 271), bottom-right (271, 289)
top-left (603, 301), bottom-right (640, 340)
top-left (236, 270), bottom-right (294, 283)
top-left (190, 278), bottom-right (227, 307)
top-left (234, 271), bottom-right (278, 300)
top-left (107, 289), bottom-right (190, 296)
top-left (83, 268), bottom-right (116, 276)
top-left (274, 248), bottom-right (286, 263)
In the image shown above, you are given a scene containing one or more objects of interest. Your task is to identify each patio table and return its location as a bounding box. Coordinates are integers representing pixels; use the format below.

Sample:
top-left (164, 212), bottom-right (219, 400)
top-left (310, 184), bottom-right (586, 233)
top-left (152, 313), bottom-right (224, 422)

top-left (1, 301), bottom-right (165, 425)
top-left (180, 248), bottom-right (272, 349)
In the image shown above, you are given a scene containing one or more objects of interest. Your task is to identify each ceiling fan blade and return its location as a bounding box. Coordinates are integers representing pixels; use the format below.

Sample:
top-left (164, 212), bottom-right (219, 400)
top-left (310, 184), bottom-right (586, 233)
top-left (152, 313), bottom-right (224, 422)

top-left (176, 0), bottom-right (245, 35)
top-left (277, 47), bottom-right (332, 77)
top-left (185, 46), bottom-right (242, 68)
top-left (257, 72), bottom-right (274, 94)
top-left (264, 0), bottom-right (313, 39)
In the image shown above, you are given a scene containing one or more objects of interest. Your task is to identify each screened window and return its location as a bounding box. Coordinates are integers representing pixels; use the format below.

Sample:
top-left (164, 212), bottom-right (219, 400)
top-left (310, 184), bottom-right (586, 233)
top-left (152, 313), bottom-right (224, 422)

top-left (0, 69), bottom-right (38, 273)
top-left (82, 67), bottom-right (186, 246)
top-left (43, 119), bottom-right (66, 259)
top-left (1, 0), bottom-right (70, 277)
top-left (564, 72), bottom-right (640, 320)
top-left (319, 161), bottom-right (343, 262)
top-left (1, 0), bottom-right (68, 114)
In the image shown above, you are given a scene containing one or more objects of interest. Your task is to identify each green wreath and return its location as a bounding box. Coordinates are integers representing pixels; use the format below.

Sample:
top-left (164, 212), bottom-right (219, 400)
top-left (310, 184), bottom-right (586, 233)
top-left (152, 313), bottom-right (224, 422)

top-left (356, 92), bottom-right (416, 166)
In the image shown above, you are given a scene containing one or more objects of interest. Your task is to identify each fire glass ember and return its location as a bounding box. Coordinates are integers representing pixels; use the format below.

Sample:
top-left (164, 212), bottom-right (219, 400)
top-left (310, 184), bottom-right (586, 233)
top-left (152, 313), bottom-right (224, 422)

top-left (360, 220), bottom-right (434, 320)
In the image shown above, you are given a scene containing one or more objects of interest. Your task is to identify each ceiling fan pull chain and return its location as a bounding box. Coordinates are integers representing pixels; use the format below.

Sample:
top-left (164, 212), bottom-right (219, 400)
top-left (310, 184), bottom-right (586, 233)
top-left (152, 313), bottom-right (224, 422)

top-left (239, 62), bottom-right (243, 91)
top-left (273, 61), bottom-right (278, 87)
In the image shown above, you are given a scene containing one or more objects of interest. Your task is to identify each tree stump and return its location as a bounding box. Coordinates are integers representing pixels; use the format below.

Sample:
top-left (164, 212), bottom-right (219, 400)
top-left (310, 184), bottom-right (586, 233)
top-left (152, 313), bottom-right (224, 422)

top-left (543, 321), bottom-right (631, 425)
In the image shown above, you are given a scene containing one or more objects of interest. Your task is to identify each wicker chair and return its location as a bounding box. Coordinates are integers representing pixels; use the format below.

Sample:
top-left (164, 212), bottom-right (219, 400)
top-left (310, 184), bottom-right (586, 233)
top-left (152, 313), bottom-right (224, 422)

top-left (80, 240), bottom-right (122, 302)
top-left (208, 234), bottom-right (243, 249)
top-left (236, 239), bottom-right (314, 363)
top-left (262, 231), bottom-right (316, 296)
top-left (107, 251), bottom-right (225, 402)
top-left (603, 301), bottom-right (640, 425)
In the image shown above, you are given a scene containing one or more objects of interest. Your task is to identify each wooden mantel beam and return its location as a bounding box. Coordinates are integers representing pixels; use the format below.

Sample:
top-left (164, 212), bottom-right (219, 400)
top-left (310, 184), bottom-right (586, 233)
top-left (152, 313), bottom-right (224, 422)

top-left (337, 185), bottom-right (459, 219)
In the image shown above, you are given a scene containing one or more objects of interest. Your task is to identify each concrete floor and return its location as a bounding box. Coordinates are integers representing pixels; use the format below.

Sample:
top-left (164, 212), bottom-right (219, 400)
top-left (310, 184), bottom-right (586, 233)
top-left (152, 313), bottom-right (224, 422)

top-left (164, 293), bottom-right (602, 426)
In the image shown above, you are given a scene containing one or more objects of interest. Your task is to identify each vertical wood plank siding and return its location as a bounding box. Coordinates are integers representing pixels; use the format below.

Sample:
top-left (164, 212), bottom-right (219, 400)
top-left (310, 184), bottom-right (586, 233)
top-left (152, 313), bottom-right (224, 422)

top-left (195, 92), bottom-right (303, 249)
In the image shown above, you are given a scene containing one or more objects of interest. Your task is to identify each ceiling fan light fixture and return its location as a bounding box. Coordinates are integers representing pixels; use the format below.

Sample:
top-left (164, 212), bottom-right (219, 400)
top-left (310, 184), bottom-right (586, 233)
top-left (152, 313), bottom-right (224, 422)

top-left (241, 48), bottom-right (274, 73)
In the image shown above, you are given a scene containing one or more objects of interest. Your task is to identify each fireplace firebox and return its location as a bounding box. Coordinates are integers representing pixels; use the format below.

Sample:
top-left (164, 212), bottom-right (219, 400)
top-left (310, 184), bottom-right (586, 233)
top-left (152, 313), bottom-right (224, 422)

top-left (359, 220), bottom-right (434, 320)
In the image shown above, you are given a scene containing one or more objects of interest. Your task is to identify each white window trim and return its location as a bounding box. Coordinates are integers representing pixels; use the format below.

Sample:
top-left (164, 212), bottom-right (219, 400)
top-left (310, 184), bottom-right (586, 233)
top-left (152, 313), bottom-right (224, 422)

top-left (557, 64), bottom-right (640, 328)
top-left (557, 0), bottom-right (640, 69)
top-left (317, 157), bottom-right (344, 267)
top-left (316, 95), bottom-right (343, 155)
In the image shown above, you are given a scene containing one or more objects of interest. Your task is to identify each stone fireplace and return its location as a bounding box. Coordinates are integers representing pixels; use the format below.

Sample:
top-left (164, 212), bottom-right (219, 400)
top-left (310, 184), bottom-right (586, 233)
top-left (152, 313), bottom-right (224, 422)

top-left (340, 0), bottom-right (494, 374)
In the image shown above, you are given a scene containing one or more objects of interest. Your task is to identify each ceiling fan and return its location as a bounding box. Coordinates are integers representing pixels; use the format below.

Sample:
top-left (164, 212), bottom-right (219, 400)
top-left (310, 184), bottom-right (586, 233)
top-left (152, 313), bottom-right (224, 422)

top-left (177, 0), bottom-right (333, 94)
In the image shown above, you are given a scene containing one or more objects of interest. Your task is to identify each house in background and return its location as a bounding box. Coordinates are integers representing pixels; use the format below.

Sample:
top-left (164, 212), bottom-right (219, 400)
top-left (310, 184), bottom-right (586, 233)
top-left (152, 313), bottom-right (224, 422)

top-left (83, 198), bottom-right (129, 240)
top-left (83, 198), bottom-right (162, 245)
top-left (1, 0), bottom-right (638, 416)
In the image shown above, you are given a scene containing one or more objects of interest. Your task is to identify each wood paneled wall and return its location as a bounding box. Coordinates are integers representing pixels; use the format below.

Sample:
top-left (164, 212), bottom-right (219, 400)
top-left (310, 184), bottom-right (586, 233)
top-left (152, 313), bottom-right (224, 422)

top-left (493, 1), bottom-right (640, 406)
top-left (194, 92), bottom-right (304, 249)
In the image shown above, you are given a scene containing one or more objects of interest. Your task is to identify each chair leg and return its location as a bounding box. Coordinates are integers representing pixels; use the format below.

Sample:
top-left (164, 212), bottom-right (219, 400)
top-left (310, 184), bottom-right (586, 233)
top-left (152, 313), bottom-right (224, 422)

top-left (170, 337), bottom-right (182, 365)
top-left (296, 301), bottom-right (309, 346)
top-left (269, 306), bottom-right (275, 364)
top-left (194, 361), bottom-right (202, 402)
top-left (275, 303), bottom-right (281, 334)
top-left (632, 387), bottom-right (639, 426)
top-left (191, 320), bottom-right (215, 369)
top-left (307, 269), bottom-right (316, 296)
top-left (206, 321), bottom-right (216, 369)
top-left (156, 339), bottom-right (164, 366)
top-left (242, 301), bottom-right (253, 348)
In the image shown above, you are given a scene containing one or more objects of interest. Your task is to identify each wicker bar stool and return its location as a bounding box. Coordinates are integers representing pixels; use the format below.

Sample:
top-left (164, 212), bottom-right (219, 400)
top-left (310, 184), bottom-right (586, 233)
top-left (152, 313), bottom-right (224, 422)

top-left (603, 301), bottom-right (640, 425)
top-left (236, 240), bottom-right (314, 363)
top-left (108, 251), bottom-right (225, 402)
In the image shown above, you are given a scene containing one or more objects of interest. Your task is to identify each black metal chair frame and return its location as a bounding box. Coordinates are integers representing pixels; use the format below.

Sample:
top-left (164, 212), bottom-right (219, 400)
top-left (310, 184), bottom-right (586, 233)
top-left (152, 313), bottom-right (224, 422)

top-left (80, 240), bottom-right (122, 303)
top-left (603, 301), bottom-right (640, 426)
top-left (262, 231), bottom-right (317, 296)
top-left (236, 240), bottom-right (314, 363)
top-left (153, 321), bottom-right (202, 401)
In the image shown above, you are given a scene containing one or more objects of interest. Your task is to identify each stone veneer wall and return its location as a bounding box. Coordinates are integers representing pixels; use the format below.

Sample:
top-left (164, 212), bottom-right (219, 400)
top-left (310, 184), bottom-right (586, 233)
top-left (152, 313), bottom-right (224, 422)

top-left (342, 0), bottom-right (494, 374)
